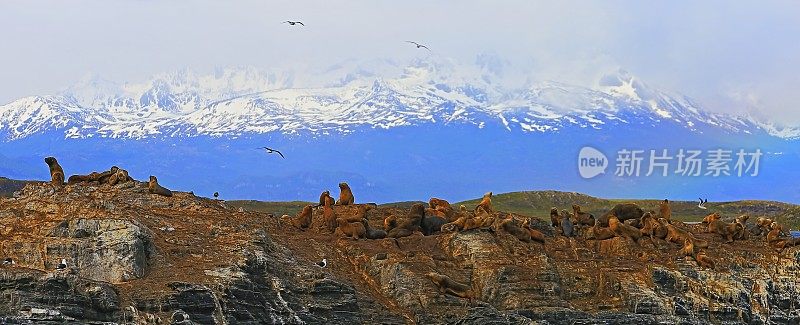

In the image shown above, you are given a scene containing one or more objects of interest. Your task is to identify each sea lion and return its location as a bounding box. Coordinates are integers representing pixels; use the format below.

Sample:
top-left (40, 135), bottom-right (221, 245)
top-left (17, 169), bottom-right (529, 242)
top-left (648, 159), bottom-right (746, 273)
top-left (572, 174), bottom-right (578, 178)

top-left (597, 203), bottom-right (644, 226)
top-left (707, 218), bottom-right (743, 243)
top-left (608, 214), bottom-right (642, 243)
top-left (335, 182), bottom-right (355, 206)
top-left (364, 221), bottom-right (387, 239)
top-left (148, 176), bottom-right (173, 197)
top-left (335, 218), bottom-right (366, 239)
top-left (290, 205), bottom-right (313, 229)
top-left (663, 219), bottom-right (708, 248)
top-left (429, 198), bottom-right (452, 211)
top-left (766, 222), bottom-right (783, 245)
top-left (695, 251), bottom-right (715, 269)
top-left (494, 216), bottom-right (531, 242)
top-left (521, 219), bottom-right (546, 243)
top-left (323, 200), bottom-right (337, 232)
top-left (387, 203), bottom-right (424, 238)
top-left (586, 221), bottom-right (616, 240)
top-left (475, 192), bottom-right (493, 214)
top-left (640, 212), bottom-right (668, 241)
top-left (549, 207), bottom-right (559, 228)
top-left (560, 210), bottom-right (575, 237)
top-left (384, 214), bottom-right (398, 232)
top-left (318, 190), bottom-right (331, 207)
top-left (702, 212), bottom-right (721, 224)
top-left (659, 199), bottom-right (672, 221)
top-left (571, 204), bottom-right (595, 226)
top-left (679, 238), bottom-right (695, 256)
top-left (734, 215), bottom-right (750, 240)
top-left (426, 272), bottom-right (475, 302)
top-left (44, 157), bottom-right (65, 188)
top-left (421, 209), bottom-right (447, 236)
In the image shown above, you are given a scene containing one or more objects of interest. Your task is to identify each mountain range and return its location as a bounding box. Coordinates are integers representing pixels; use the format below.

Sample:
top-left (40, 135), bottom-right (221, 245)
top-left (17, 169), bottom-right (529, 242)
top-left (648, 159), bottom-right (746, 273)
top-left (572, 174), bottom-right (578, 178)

top-left (1, 57), bottom-right (798, 203)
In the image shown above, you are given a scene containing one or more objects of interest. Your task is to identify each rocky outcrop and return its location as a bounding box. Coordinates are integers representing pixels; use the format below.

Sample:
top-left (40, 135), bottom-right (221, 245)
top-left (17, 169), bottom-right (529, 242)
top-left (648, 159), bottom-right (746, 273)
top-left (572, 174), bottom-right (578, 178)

top-left (1, 181), bottom-right (799, 324)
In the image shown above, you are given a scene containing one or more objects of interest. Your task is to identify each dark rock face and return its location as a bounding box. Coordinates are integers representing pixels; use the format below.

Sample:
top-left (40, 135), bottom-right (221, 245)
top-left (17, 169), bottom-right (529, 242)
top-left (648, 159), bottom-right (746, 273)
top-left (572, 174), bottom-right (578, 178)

top-left (1, 182), bottom-right (800, 324)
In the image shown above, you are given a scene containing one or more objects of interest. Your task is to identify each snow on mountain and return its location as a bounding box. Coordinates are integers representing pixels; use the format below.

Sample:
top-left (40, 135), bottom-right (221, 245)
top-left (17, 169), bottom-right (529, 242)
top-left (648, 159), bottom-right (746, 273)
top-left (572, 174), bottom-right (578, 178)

top-left (1, 60), bottom-right (797, 141)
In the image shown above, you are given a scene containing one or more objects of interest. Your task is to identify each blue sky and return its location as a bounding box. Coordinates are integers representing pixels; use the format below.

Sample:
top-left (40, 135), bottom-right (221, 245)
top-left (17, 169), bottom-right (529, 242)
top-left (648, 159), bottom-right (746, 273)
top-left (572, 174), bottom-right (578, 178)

top-left (1, 0), bottom-right (799, 124)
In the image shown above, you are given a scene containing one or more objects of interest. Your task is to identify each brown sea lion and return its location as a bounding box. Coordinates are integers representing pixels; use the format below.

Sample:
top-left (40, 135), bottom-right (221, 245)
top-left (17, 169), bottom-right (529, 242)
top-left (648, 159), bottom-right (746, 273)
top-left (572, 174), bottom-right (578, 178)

top-left (571, 204), bottom-right (595, 226)
top-left (44, 157), bottom-right (65, 188)
top-left (549, 207), bottom-right (559, 228)
top-left (521, 219), bottom-right (546, 243)
top-left (335, 218), bottom-right (366, 239)
top-left (474, 192), bottom-right (493, 214)
top-left (707, 218), bottom-right (743, 243)
top-left (318, 190), bottom-right (331, 207)
top-left (336, 182), bottom-right (355, 206)
top-left (148, 176), bottom-right (173, 197)
top-left (695, 251), bottom-right (716, 269)
top-left (663, 219), bottom-right (708, 248)
top-left (586, 221), bottom-right (616, 240)
top-left (323, 199), bottom-right (337, 232)
top-left (387, 203), bottom-right (424, 238)
top-left (426, 272), bottom-right (475, 302)
top-left (659, 199), bottom-right (672, 221)
top-left (291, 205), bottom-right (313, 229)
top-left (608, 214), bottom-right (642, 243)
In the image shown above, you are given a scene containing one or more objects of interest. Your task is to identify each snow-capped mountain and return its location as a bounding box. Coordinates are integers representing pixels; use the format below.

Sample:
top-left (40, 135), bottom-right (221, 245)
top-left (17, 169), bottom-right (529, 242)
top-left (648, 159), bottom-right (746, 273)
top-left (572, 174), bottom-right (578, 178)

top-left (0, 59), bottom-right (797, 141)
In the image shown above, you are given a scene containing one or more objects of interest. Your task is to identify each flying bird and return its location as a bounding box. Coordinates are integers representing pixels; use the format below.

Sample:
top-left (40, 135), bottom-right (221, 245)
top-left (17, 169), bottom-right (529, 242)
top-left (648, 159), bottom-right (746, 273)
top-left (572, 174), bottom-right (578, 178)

top-left (284, 21), bottom-right (304, 26)
top-left (315, 258), bottom-right (327, 268)
top-left (697, 198), bottom-right (708, 210)
top-left (213, 192), bottom-right (219, 199)
top-left (258, 147), bottom-right (285, 159)
top-left (406, 41), bottom-right (430, 51)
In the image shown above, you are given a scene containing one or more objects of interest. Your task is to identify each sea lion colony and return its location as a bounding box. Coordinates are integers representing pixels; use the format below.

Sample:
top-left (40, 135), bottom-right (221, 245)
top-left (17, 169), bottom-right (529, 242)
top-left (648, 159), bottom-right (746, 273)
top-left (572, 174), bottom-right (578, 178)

top-left (30, 157), bottom-right (800, 304)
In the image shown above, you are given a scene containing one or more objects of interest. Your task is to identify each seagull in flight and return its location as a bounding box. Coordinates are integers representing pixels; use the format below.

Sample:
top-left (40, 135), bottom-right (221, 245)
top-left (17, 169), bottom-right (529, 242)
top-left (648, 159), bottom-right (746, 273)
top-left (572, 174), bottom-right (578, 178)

top-left (284, 21), bottom-right (304, 26)
top-left (698, 198), bottom-right (708, 210)
top-left (258, 147), bottom-right (285, 159)
top-left (406, 41), bottom-right (430, 51)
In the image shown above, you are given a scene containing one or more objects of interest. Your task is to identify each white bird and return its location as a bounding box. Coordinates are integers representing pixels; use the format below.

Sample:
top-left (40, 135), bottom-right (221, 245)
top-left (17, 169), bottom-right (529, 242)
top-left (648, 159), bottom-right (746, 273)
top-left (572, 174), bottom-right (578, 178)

top-left (57, 258), bottom-right (67, 269)
top-left (2, 257), bottom-right (13, 265)
top-left (315, 258), bottom-right (327, 268)
top-left (697, 198), bottom-right (708, 210)
top-left (405, 41), bottom-right (430, 51)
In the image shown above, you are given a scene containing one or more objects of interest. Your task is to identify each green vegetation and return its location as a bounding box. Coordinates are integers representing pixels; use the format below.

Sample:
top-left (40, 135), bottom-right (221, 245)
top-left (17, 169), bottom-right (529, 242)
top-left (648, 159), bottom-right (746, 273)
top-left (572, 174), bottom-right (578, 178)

top-left (0, 177), bottom-right (30, 197)
top-left (227, 200), bottom-right (314, 216)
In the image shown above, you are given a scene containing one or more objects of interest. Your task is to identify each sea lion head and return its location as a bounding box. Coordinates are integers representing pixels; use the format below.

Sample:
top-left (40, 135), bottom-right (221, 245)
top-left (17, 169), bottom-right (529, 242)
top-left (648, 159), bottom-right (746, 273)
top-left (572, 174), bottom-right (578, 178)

top-left (339, 182), bottom-right (350, 190)
top-left (44, 156), bottom-right (57, 166)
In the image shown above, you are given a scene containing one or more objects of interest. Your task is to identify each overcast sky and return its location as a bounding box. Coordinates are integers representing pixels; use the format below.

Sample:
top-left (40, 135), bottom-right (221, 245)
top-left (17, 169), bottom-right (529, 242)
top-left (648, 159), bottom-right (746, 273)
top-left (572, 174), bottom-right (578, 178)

top-left (1, 0), bottom-right (799, 124)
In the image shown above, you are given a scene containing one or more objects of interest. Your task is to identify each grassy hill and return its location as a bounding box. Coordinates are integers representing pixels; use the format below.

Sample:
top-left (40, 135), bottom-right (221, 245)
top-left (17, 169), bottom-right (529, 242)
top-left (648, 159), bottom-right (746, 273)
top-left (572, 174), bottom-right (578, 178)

top-left (0, 177), bottom-right (31, 197)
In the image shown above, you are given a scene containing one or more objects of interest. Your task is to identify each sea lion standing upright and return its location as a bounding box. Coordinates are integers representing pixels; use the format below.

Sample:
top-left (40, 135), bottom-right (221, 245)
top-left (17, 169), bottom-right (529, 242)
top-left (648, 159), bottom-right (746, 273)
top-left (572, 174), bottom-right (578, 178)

top-left (336, 182), bottom-right (355, 206)
top-left (44, 157), bottom-right (65, 188)
top-left (659, 199), bottom-right (672, 221)
top-left (148, 176), bottom-right (173, 197)
top-left (475, 192), bottom-right (493, 214)
top-left (549, 207), bottom-right (560, 228)
top-left (560, 210), bottom-right (575, 237)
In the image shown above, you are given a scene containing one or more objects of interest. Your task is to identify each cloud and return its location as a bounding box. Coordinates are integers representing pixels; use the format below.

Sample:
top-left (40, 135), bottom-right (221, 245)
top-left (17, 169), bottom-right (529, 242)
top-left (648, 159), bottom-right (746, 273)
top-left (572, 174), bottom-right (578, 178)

top-left (1, 0), bottom-right (798, 124)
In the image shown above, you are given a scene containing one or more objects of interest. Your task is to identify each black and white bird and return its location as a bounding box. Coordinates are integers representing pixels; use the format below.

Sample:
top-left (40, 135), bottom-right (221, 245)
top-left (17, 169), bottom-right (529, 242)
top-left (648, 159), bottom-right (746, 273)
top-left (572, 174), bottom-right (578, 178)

top-left (284, 21), bottom-right (304, 26)
top-left (213, 192), bottom-right (219, 199)
top-left (258, 147), bottom-right (285, 159)
top-left (698, 198), bottom-right (708, 210)
top-left (405, 41), bottom-right (430, 51)
top-left (2, 257), bottom-right (13, 266)
top-left (57, 258), bottom-right (67, 270)
top-left (315, 258), bottom-right (327, 268)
